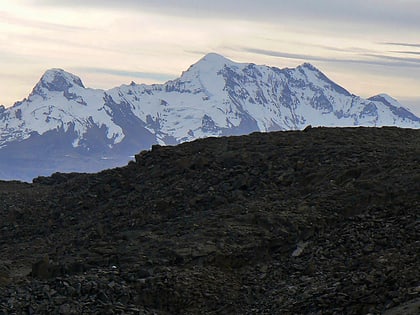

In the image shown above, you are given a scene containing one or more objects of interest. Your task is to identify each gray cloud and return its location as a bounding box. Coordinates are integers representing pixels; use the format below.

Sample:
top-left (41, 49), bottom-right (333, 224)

top-left (22, 0), bottom-right (420, 29)
top-left (320, 46), bottom-right (375, 54)
top-left (0, 10), bottom-right (89, 31)
top-left (383, 42), bottom-right (420, 48)
top-left (363, 53), bottom-right (420, 64)
top-left (75, 67), bottom-right (175, 82)
top-left (390, 51), bottom-right (420, 56)
top-left (243, 47), bottom-right (420, 69)
top-left (242, 48), bottom-right (314, 62)
top-left (6, 0), bottom-right (420, 106)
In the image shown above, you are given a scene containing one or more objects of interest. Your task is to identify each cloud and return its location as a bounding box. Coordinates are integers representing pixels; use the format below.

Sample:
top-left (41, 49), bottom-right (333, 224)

top-left (363, 53), bottom-right (420, 64)
top-left (75, 67), bottom-right (175, 82)
top-left (383, 42), bottom-right (420, 48)
top-left (0, 10), bottom-right (89, 31)
top-left (242, 48), bottom-right (315, 62)
top-left (390, 51), bottom-right (420, 56)
top-left (243, 47), bottom-right (420, 69)
top-left (4, 0), bottom-right (420, 107)
top-left (319, 46), bottom-right (375, 54)
top-left (22, 0), bottom-right (420, 28)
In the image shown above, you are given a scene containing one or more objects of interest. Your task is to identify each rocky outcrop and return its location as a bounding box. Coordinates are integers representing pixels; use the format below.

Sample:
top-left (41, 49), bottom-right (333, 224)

top-left (0, 127), bottom-right (419, 314)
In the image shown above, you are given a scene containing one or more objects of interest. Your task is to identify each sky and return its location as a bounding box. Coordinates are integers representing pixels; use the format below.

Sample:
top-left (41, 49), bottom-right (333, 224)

top-left (1, 0), bottom-right (420, 115)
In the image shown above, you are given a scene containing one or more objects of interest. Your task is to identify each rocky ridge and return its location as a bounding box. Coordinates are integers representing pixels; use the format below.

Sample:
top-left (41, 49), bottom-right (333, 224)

top-left (0, 126), bottom-right (419, 314)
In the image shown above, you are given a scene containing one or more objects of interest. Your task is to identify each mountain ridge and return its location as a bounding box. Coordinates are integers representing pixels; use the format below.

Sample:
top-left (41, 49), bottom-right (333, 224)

top-left (1, 53), bottom-right (419, 181)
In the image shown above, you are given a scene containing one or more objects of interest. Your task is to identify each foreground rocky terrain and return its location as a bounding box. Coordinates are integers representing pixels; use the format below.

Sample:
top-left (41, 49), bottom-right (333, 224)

top-left (0, 127), bottom-right (419, 314)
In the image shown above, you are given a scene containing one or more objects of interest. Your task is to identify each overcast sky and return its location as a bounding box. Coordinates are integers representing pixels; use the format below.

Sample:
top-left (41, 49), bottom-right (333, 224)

top-left (1, 0), bottom-right (420, 114)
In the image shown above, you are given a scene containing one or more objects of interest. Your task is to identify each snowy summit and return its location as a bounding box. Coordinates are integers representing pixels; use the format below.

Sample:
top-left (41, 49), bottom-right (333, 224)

top-left (0, 53), bottom-right (419, 181)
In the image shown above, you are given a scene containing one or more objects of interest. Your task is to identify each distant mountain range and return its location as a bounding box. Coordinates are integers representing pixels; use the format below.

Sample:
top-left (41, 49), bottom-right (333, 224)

top-left (1, 53), bottom-right (419, 181)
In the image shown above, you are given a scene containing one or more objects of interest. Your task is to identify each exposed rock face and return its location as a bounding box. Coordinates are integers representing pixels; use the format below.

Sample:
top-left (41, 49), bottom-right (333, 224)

top-left (0, 127), bottom-right (419, 314)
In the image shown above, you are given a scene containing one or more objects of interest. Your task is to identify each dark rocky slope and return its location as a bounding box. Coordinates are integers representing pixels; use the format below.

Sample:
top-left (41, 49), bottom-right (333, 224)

top-left (0, 127), bottom-right (419, 314)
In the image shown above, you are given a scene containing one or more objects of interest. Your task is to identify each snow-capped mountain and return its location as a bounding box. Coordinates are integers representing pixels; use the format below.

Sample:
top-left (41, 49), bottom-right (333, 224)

top-left (1, 53), bottom-right (419, 181)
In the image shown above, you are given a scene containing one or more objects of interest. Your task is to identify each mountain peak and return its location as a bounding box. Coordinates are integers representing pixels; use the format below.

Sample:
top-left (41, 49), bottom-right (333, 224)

top-left (189, 53), bottom-right (235, 71)
top-left (299, 62), bottom-right (321, 72)
top-left (1, 54), bottom-right (420, 181)
top-left (368, 94), bottom-right (420, 122)
top-left (37, 68), bottom-right (85, 92)
top-left (200, 52), bottom-right (232, 63)
top-left (368, 93), bottom-right (396, 103)
top-left (368, 94), bottom-right (401, 108)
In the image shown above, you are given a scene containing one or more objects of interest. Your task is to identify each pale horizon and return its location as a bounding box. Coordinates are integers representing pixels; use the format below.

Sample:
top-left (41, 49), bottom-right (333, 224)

top-left (1, 0), bottom-right (420, 115)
